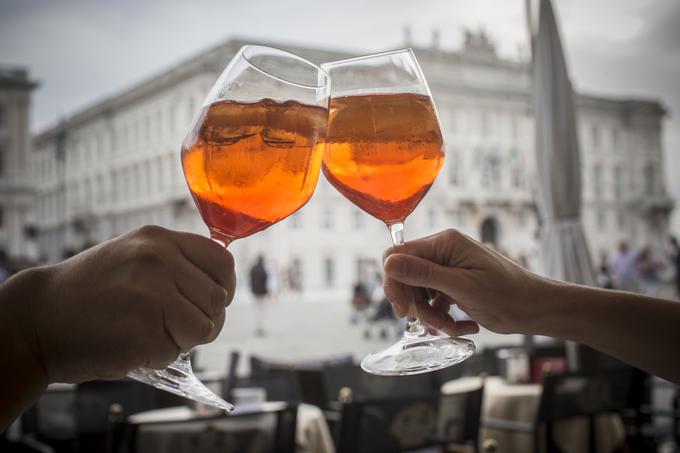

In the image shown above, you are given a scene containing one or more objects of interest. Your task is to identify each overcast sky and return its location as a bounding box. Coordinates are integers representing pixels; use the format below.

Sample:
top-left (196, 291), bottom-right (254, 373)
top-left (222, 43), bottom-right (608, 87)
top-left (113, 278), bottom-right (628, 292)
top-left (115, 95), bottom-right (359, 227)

top-left (1, 0), bottom-right (678, 210)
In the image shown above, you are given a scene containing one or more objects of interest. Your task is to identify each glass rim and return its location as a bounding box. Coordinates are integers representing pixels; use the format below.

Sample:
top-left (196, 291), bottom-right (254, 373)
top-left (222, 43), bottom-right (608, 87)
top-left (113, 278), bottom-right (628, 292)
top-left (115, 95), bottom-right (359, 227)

top-left (320, 48), bottom-right (416, 69)
top-left (240, 45), bottom-right (330, 90)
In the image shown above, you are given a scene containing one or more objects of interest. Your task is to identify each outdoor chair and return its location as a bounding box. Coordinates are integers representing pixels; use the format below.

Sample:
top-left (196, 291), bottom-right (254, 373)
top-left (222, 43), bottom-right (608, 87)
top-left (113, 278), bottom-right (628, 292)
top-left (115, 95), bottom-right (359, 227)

top-left (483, 370), bottom-right (635, 453)
top-left (74, 380), bottom-right (158, 453)
top-left (113, 402), bottom-right (298, 453)
top-left (334, 395), bottom-right (441, 453)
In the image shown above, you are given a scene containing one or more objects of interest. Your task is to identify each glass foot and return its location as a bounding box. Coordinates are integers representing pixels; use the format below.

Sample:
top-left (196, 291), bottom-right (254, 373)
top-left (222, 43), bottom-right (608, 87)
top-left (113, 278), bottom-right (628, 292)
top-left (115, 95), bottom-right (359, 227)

top-left (128, 366), bottom-right (233, 412)
top-left (360, 334), bottom-right (476, 376)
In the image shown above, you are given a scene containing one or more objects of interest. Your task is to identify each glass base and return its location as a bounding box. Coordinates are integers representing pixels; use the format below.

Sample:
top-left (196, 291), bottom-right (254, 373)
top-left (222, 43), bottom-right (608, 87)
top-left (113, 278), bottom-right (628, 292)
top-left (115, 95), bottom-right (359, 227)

top-left (360, 334), bottom-right (476, 376)
top-left (128, 365), bottom-right (233, 412)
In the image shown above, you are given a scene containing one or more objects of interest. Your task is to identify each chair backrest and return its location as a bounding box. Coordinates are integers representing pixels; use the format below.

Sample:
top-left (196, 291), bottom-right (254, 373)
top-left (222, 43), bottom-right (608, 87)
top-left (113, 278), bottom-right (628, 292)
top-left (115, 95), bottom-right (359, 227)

top-left (233, 371), bottom-right (302, 404)
top-left (323, 364), bottom-right (438, 404)
top-left (537, 370), bottom-right (634, 423)
top-left (250, 354), bottom-right (354, 409)
top-left (23, 386), bottom-right (77, 443)
top-left (75, 380), bottom-right (158, 452)
top-left (222, 350), bottom-right (241, 401)
top-left (75, 381), bottom-right (158, 433)
top-left (336, 396), bottom-right (440, 453)
top-left (121, 403), bottom-right (297, 453)
top-left (437, 382), bottom-right (485, 449)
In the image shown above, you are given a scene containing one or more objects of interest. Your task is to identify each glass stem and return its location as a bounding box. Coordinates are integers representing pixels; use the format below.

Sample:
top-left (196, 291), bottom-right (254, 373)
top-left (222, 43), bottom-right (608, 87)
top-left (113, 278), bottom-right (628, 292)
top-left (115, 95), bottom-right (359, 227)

top-left (388, 222), bottom-right (426, 338)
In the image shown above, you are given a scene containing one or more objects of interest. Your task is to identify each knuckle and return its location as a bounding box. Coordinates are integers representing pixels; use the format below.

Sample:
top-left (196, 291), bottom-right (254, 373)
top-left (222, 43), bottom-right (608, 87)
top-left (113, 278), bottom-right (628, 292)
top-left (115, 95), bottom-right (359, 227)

top-left (418, 262), bottom-right (433, 285)
top-left (137, 224), bottom-right (165, 237)
top-left (210, 284), bottom-right (227, 315)
top-left (443, 228), bottom-right (461, 242)
top-left (382, 246), bottom-right (397, 263)
top-left (196, 316), bottom-right (214, 342)
top-left (131, 243), bottom-right (162, 267)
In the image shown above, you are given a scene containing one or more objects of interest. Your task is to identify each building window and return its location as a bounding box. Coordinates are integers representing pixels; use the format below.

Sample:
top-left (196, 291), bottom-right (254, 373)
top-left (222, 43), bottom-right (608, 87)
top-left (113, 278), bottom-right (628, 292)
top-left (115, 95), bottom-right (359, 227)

top-left (156, 156), bottom-right (164, 191)
top-left (511, 115), bottom-right (519, 140)
top-left (322, 207), bottom-right (333, 229)
top-left (591, 125), bottom-right (600, 149)
top-left (481, 111), bottom-right (490, 137)
top-left (596, 210), bottom-right (606, 228)
top-left (289, 257), bottom-right (303, 291)
top-left (448, 150), bottom-right (459, 185)
top-left (324, 256), bottom-right (335, 287)
top-left (353, 209), bottom-right (364, 229)
top-left (612, 128), bottom-right (620, 150)
top-left (592, 164), bottom-right (603, 198)
top-left (617, 209), bottom-right (626, 230)
top-left (613, 166), bottom-right (622, 199)
top-left (481, 154), bottom-right (500, 190)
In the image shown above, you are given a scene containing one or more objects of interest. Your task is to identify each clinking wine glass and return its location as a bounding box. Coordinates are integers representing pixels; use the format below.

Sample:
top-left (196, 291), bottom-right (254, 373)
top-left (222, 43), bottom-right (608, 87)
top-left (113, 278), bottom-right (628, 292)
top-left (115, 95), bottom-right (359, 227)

top-left (127, 45), bottom-right (330, 409)
top-left (321, 49), bottom-right (475, 376)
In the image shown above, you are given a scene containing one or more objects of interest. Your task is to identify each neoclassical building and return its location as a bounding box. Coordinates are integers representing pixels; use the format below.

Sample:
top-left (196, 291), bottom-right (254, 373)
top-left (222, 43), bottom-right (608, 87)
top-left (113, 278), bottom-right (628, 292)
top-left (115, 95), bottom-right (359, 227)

top-left (28, 34), bottom-right (672, 297)
top-left (0, 67), bottom-right (37, 263)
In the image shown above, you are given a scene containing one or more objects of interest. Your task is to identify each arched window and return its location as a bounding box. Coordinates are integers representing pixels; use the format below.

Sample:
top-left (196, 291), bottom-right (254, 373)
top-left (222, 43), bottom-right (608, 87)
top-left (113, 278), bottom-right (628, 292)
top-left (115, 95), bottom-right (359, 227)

top-left (480, 217), bottom-right (500, 247)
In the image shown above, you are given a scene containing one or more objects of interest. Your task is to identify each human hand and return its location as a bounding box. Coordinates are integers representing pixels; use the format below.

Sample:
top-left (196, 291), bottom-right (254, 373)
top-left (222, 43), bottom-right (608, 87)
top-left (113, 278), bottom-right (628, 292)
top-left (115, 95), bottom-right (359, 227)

top-left (22, 225), bottom-right (236, 383)
top-left (383, 229), bottom-right (550, 337)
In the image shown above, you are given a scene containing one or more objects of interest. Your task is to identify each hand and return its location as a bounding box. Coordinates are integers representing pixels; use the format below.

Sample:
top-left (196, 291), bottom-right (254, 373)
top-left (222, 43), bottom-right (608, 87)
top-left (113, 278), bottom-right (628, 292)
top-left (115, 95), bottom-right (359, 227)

top-left (21, 225), bottom-right (236, 383)
top-left (383, 229), bottom-right (549, 337)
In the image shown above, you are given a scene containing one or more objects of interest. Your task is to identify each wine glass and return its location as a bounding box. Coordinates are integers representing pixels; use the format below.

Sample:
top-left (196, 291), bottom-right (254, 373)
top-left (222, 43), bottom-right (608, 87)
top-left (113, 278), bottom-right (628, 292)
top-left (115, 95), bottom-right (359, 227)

top-left (127, 45), bottom-right (330, 409)
top-left (321, 49), bottom-right (475, 376)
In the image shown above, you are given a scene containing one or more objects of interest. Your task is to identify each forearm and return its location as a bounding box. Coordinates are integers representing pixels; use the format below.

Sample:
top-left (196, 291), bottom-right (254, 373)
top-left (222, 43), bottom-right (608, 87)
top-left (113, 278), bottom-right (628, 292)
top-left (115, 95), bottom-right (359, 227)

top-left (536, 278), bottom-right (680, 384)
top-left (0, 267), bottom-right (50, 432)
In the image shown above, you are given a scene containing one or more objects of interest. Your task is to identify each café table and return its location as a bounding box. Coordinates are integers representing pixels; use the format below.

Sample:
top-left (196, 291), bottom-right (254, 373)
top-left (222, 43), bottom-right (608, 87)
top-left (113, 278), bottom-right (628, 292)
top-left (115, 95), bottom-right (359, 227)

top-left (442, 376), bottom-right (626, 453)
top-left (127, 402), bottom-right (335, 453)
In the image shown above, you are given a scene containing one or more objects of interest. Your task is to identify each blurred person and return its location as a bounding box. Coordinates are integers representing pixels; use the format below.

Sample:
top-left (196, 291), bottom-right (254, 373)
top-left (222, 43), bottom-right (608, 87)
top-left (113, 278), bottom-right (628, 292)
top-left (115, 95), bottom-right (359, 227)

top-left (249, 254), bottom-right (269, 337)
top-left (670, 236), bottom-right (680, 299)
top-left (610, 241), bottom-right (638, 292)
top-left (382, 229), bottom-right (680, 385)
top-left (596, 252), bottom-right (614, 289)
top-left (636, 246), bottom-right (662, 296)
top-left (350, 282), bottom-right (370, 325)
top-left (0, 225), bottom-right (236, 431)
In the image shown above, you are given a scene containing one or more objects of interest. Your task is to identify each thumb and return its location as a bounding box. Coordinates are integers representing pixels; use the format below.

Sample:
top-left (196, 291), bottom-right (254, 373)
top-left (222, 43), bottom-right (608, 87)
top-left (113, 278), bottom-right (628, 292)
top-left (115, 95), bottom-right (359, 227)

top-left (384, 253), bottom-right (457, 295)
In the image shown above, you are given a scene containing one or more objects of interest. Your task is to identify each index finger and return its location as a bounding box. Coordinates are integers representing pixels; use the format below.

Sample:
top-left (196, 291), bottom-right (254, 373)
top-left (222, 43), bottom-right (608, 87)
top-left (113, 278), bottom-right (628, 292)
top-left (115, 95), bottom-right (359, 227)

top-left (383, 229), bottom-right (474, 268)
top-left (169, 230), bottom-right (236, 288)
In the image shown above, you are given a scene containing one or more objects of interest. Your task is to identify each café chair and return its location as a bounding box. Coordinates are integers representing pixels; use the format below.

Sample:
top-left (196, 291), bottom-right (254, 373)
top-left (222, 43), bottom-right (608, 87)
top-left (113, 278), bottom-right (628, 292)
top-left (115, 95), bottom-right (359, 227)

top-left (231, 371), bottom-right (302, 404)
top-left (483, 370), bottom-right (635, 453)
top-left (249, 354), bottom-right (353, 409)
top-left (334, 395), bottom-right (441, 453)
top-left (75, 380), bottom-right (158, 452)
top-left (17, 385), bottom-right (77, 452)
top-left (322, 363), bottom-right (437, 403)
top-left (114, 402), bottom-right (298, 453)
top-left (438, 382), bottom-right (485, 453)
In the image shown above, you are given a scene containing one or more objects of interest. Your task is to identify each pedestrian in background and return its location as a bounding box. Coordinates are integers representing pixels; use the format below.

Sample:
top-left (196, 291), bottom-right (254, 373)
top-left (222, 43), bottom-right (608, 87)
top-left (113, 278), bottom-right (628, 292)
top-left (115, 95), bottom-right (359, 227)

top-left (670, 236), bottom-right (680, 300)
top-left (610, 241), bottom-right (638, 292)
top-left (636, 246), bottom-right (662, 296)
top-left (249, 254), bottom-right (269, 337)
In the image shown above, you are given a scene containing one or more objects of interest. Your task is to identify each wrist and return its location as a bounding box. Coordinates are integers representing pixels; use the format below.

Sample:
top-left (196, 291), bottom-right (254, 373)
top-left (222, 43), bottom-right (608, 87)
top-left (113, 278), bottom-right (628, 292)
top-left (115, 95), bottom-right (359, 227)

top-left (1, 266), bottom-right (51, 387)
top-left (521, 274), bottom-right (575, 337)
top-left (0, 265), bottom-right (53, 429)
